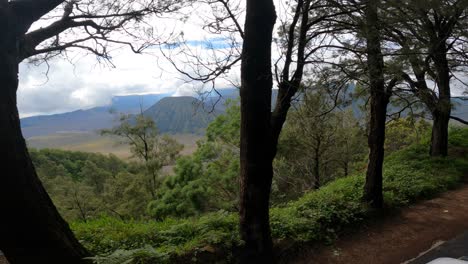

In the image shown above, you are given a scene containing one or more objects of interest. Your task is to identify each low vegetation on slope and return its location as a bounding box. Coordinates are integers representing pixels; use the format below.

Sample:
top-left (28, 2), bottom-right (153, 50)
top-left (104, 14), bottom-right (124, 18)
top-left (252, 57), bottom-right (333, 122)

top-left (71, 128), bottom-right (468, 263)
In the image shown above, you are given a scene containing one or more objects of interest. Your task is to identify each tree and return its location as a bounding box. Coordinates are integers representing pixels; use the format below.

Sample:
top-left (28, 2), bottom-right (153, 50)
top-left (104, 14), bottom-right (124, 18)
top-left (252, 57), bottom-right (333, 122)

top-left (0, 0), bottom-right (182, 262)
top-left (382, 0), bottom-right (468, 156)
top-left (102, 171), bottom-right (151, 219)
top-left (101, 113), bottom-right (182, 199)
top-left (238, 0), bottom-right (276, 262)
top-left (361, 0), bottom-right (391, 208)
top-left (47, 176), bottom-right (101, 222)
top-left (160, 0), bottom-right (359, 259)
top-left (385, 117), bottom-right (431, 153)
top-left (282, 92), bottom-right (339, 189)
top-left (80, 160), bottom-right (110, 194)
top-left (278, 91), bottom-right (367, 192)
top-left (0, 2), bottom-right (89, 262)
top-left (148, 100), bottom-right (240, 219)
top-left (323, 0), bottom-right (397, 208)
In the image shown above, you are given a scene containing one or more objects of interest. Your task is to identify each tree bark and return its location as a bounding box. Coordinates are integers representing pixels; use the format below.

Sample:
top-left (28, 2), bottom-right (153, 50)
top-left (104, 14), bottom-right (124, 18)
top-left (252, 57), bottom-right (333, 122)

top-left (0, 4), bottom-right (89, 263)
top-left (313, 139), bottom-right (321, 190)
top-left (313, 157), bottom-right (320, 190)
top-left (429, 44), bottom-right (452, 157)
top-left (363, 0), bottom-right (388, 209)
top-left (239, 0), bottom-right (276, 262)
top-left (430, 110), bottom-right (450, 157)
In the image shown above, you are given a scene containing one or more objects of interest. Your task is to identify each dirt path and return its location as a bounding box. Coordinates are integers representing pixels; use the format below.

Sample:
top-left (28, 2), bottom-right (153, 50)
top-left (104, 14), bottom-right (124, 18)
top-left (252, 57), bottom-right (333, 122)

top-left (291, 185), bottom-right (468, 264)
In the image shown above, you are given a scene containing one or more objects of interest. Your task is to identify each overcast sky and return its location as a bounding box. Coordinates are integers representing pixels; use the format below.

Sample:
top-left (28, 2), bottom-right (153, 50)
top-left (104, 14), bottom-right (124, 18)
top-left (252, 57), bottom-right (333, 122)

top-left (17, 2), bottom-right (245, 118)
top-left (17, 1), bottom-right (467, 118)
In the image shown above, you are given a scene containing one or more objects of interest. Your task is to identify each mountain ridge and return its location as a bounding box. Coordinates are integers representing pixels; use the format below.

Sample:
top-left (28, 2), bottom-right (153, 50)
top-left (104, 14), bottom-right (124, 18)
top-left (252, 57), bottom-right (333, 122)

top-left (21, 89), bottom-right (239, 138)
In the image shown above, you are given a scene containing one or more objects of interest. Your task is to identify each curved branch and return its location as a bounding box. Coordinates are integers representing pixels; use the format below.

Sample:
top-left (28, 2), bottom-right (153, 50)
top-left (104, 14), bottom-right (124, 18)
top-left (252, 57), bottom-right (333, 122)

top-left (450, 115), bottom-right (468, 125)
top-left (11, 0), bottom-right (65, 34)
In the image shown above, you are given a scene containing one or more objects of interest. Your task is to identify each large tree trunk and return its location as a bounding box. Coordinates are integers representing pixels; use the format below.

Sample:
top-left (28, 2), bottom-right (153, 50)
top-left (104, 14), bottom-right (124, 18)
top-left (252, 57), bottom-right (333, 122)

top-left (430, 110), bottom-right (450, 157)
top-left (363, 0), bottom-right (388, 209)
top-left (430, 44), bottom-right (452, 157)
top-left (0, 5), bottom-right (89, 263)
top-left (239, 0), bottom-right (276, 262)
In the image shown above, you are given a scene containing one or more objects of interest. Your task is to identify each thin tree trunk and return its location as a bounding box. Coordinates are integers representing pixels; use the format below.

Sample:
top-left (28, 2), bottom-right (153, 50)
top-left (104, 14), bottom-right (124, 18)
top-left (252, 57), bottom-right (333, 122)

top-left (239, 0), bottom-right (276, 262)
top-left (313, 157), bottom-right (320, 190)
top-left (363, 0), bottom-right (388, 209)
top-left (0, 5), bottom-right (89, 263)
top-left (313, 140), bottom-right (321, 190)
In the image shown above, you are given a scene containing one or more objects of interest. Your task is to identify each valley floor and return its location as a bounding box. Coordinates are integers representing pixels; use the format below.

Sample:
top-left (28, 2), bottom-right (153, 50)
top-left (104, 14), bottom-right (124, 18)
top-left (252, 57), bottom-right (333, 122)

top-left (290, 183), bottom-right (468, 264)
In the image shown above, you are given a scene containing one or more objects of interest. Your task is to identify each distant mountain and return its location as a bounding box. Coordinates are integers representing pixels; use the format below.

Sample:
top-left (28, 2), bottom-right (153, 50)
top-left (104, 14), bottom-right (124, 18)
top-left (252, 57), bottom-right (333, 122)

top-left (21, 106), bottom-right (111, 138)
top-left (110, 93), bottom-right (171, 113)
top-left (22, 87), bottom-right (464, 140)
top-left (143, 96), bottom-right (219, 135)
top-left (202, 88), bottom-right (239, 112)
top-left (452, 97), bottom-right (468, 121)
top-left (21, 92), bottom-right (226, 138)
top-left (21, 93), bottom-right (169, 138)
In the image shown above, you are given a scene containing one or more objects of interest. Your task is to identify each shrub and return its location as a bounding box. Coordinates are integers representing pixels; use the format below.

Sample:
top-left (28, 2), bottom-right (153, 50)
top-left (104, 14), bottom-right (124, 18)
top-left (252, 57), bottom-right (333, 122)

top-left (73, 128), bottom-right (468, 264)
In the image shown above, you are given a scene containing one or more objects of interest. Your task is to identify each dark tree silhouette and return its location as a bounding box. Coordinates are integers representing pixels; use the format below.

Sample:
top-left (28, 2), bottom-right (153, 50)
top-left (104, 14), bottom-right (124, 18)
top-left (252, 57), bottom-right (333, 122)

top-left (383, 0), bottom-right (468, 157)
top-left (0, 0), bottom-right (181, 262)
top-left (0, 2), bottom-right (89, 262)
top-left (239, 0), bottom-right (276, 261)
top-left (362, 0), bottom-right (390, 209)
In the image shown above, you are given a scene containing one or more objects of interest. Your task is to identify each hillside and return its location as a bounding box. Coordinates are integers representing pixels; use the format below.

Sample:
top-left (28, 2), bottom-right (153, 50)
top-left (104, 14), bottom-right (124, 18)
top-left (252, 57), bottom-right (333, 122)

top-left (453, 97), bottom-right (468, 121)
top-left (70, 128), bottom-right (468, 263)
top-left (20, 90), bottom-right (238, 138)
top-left (143, 96), bottom-right (219, 134)
top-left (21, 107), bottom-right (113, 139)
top-left (21, 93), bottom-right (169, 138)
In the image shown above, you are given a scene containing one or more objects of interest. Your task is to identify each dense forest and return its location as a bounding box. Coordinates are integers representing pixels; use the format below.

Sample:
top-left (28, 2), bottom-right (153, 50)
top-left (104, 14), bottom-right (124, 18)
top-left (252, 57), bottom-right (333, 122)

top-left (0, 0), bottom-right (467, 263)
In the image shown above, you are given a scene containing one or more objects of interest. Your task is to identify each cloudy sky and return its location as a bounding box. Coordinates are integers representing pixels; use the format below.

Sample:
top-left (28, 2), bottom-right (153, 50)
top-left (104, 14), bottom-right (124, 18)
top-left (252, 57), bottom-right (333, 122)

top-left (17, 1), bottom-right (467, 118)
top-left (17, 1), bottom-right (246, 118)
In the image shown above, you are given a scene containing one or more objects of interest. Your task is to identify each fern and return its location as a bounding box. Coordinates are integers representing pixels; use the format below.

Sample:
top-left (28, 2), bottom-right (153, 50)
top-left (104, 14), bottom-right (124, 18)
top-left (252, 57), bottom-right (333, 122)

top-left (88, 246), bottom-right (169, 264)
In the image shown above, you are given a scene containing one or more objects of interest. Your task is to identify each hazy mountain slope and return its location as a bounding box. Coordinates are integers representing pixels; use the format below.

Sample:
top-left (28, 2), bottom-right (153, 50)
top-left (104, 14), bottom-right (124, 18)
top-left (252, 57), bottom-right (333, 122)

top-left (21, 93), bottom-right (169, 138)
top-left (143, 96), bottom-right (219, 134)
top-left (452, 97), bottom-right (468, 121)
top-left (21, 107), bottom-right (113, 138)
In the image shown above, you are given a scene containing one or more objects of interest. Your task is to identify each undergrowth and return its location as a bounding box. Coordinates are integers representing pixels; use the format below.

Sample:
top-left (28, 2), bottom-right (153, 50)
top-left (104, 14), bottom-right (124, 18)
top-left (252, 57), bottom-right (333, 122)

top-left (72, 127), bottom-right (468, 263)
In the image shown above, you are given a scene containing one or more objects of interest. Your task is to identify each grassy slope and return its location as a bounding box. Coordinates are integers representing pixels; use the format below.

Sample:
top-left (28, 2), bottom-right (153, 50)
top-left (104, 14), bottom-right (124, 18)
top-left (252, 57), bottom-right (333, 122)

top-left (72, 128), bottom-right (468, 263)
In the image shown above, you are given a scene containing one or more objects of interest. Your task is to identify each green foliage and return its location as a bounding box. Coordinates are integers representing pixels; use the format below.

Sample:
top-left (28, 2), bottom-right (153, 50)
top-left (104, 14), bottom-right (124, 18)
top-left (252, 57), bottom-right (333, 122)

top-left (30, 149), bottom-right (129, 181)
top-left (90, 246), bottom-right (170, 264)
top-left (31, 148), bottom-right (145, 220)
top-left (385, 117), bottom-right (431, 153)
top-left (73, 128), bottom-right (468, 263)
top-left (206, 99), bottom-right (240, 146)
top-left (448, 126), bottom-right (468, 148)
top-left (147, 101), bottom-right (240, 219)
top-left (102, 112), bottom-right (183, 208)
top-left (276, 91), bottom-right (367, 198)
top-left (72, 212), bottom-right (240, 257)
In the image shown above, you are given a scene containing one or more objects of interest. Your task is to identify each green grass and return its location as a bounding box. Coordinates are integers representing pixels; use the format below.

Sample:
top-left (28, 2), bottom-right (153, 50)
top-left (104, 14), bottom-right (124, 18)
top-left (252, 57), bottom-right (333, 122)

top-left (72, 128), bottom-right (468, 263)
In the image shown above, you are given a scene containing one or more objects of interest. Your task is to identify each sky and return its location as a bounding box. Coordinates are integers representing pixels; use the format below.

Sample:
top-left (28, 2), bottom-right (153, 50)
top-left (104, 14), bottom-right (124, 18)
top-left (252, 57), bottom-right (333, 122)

top-left (16, 1), bottom-right (467, 118)
top-left (17, 1), bottom-right (245, 118)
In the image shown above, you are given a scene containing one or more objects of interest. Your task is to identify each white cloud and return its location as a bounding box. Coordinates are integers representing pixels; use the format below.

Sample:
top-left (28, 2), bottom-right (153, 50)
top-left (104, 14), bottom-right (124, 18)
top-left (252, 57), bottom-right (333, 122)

top-left (17, 0), bottom-right (245, 118)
